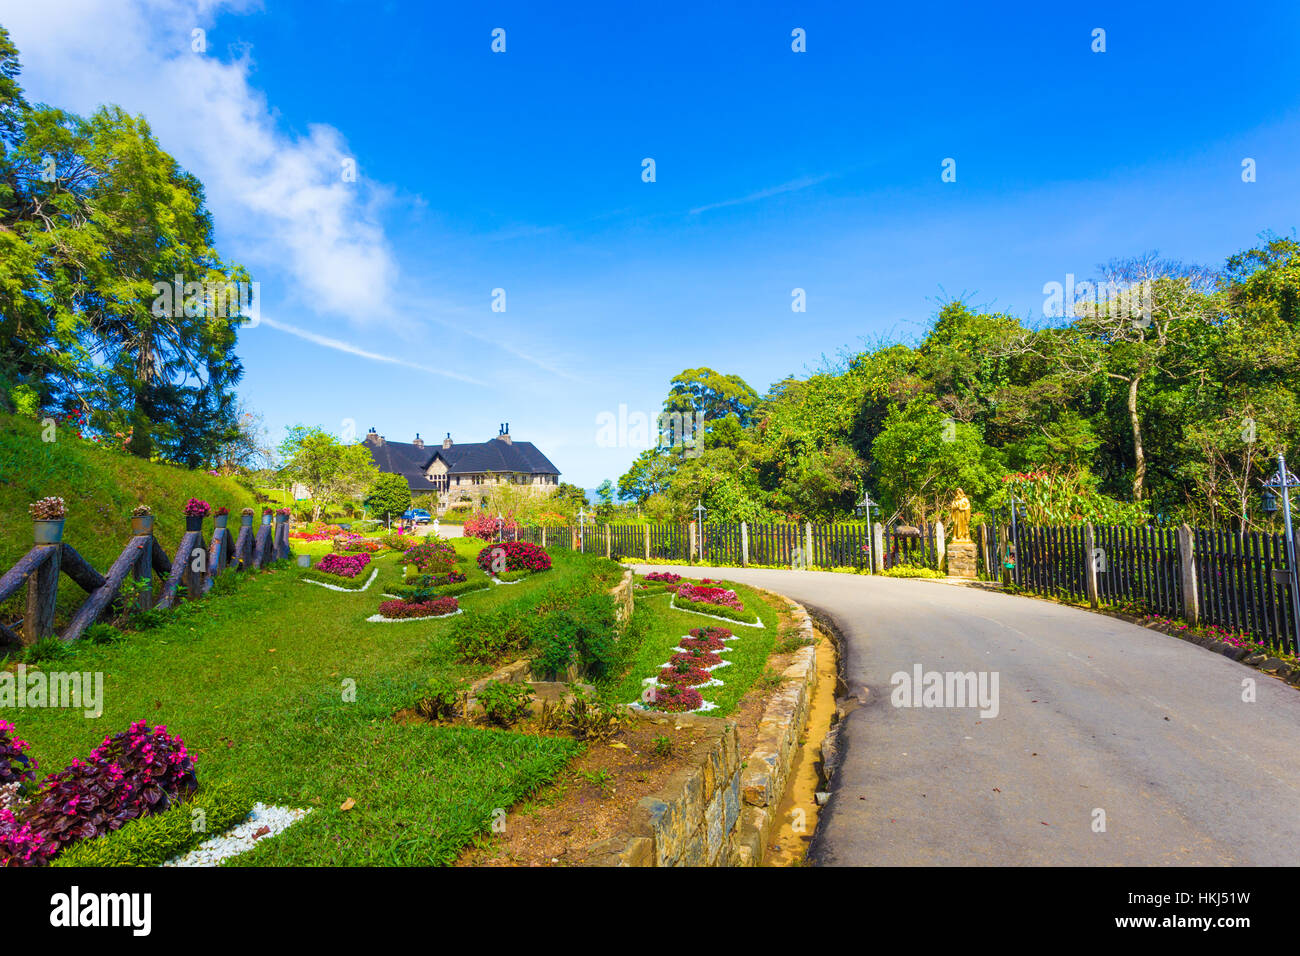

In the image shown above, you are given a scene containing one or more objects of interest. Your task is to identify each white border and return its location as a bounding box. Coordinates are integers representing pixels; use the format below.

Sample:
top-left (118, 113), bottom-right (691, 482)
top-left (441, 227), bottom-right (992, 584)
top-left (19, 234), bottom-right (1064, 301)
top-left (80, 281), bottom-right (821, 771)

top-left (302, 566), bottom-right (378, 592)
top-left (669, 595), bottom-right (765, 627)
top-left (366, 608), bottom-right (463, 623)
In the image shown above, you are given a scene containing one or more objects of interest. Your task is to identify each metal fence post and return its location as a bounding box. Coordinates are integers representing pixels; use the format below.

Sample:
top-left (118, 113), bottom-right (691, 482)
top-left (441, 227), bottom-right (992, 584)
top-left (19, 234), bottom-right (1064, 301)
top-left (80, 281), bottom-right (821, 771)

top-left (1178, 523), bottom-right (1199, 625)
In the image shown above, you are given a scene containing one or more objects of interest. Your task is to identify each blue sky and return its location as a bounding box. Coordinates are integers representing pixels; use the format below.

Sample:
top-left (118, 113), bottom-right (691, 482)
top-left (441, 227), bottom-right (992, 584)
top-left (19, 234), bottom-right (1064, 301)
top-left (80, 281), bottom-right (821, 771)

top-left (3, 0), bottom-right (1298, 487)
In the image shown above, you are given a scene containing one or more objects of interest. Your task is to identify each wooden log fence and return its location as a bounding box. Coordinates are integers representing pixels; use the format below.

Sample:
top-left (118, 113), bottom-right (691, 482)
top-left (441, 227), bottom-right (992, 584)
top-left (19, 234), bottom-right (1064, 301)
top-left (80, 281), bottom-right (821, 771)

top-left (0, 513), bottom-right (292, 649)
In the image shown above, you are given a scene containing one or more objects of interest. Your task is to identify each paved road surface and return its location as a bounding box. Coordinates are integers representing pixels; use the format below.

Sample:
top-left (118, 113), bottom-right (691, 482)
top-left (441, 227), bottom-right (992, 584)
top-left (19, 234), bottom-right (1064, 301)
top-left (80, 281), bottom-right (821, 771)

top-left (632, 564), bottom-right (1300, 866)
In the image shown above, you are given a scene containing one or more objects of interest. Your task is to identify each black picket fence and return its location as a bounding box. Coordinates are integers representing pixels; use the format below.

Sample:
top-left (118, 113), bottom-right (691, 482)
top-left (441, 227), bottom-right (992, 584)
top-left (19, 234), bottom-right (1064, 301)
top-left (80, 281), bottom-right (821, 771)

top-left (510, 520), bottom-right (942, 572)
top-left (1004, 520), bottom-right (1299, 654)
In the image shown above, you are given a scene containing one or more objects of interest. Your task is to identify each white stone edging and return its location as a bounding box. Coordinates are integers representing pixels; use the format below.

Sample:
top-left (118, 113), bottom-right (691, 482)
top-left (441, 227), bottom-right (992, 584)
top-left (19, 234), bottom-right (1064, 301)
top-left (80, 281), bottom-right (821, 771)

top-left (301, 567), bottom-right (379, 592)
top-left (669, 595), bottom-right (765, 627)
top-left (164, 804), bottom-right (311, 867)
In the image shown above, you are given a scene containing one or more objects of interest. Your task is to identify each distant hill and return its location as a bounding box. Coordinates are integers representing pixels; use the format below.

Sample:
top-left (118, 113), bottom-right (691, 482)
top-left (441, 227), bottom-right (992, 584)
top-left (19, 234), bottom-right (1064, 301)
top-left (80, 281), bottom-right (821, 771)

top-left (0, 412), bottom-right (258, 626)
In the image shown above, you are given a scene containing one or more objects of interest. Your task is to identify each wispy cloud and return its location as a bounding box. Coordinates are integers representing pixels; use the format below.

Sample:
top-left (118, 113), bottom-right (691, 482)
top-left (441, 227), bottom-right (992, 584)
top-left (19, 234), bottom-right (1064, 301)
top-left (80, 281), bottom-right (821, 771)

top-left (689, 173), bottom-right (832, 215)
top-left (259, 317), bottom-right (487, 386)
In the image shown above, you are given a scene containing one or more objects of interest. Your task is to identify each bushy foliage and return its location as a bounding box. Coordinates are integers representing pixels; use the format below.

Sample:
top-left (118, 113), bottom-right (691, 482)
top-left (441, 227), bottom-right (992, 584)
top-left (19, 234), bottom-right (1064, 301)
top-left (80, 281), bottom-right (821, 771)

top-left (476, 681), bottom-right (533, 727)
top-left (0, 720), bottom-right (36, 787)
top-left (316, 552), bottom-right (371, 578)
top-left (377, 596), bottom-right (459, 619)
top-left (476, 541), bottom-right (552, 574)
top-left (403, 541), bottom-right (458, 574)
top-left (1, 721), bottom-right (197, 866)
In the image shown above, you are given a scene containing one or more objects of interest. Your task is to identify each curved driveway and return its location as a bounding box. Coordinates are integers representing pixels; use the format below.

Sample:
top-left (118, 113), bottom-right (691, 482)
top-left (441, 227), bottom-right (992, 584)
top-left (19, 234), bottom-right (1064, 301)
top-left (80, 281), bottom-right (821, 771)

top-left (632, 564), bottom-right (1300, 866)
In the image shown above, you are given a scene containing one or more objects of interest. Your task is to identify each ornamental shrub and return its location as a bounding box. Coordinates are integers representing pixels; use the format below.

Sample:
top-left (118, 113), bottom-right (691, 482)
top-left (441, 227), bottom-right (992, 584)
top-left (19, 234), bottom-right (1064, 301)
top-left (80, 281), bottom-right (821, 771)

top-left (645, 571), bottom-right (681, 584)
top-left (676, 583), bottom-right (743, 610)
top-left (182, 498), bottom-right (210, 518)
top-left (476, 681), bottom-right (532, 727)
top-left (475, 541), bottom-right (551, 574)
top-left (463, 512), bottom-right (520, 541)
top-left (657, 661), bottom-right (713, 686)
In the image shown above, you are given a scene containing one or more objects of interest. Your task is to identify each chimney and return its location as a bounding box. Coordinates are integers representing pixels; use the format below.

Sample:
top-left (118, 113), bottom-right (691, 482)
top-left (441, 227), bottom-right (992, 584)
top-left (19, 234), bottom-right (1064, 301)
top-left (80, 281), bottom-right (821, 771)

top-left (442, 432), bottom-right (453, 449)
top-left (365, 427), bottom-right (382, 446)
top-left (413, 432), bottom-right (424, 449)
top-left (497, 422), bottom-right (512, 445)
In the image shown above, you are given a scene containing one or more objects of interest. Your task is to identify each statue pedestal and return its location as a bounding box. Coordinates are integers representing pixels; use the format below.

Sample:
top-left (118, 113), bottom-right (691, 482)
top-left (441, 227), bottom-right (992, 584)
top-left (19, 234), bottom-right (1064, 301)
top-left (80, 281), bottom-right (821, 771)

top-left (947, 539), bottom-right (977, 579)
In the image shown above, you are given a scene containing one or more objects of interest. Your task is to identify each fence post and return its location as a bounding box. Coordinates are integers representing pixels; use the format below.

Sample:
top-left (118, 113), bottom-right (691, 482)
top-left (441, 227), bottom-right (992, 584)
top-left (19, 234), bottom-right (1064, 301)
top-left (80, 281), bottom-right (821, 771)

top-left (689, 521), bottom-right (697, 562)
top-left (935, 520), bottom-right (946, 573)
top-left (24, 544), bottom-right (60, 644)
top-left (872, 523), bottom-right (885, 573)
top-left (605, 524), bottom-right (611, 559)
top-left (1084, 522), bottom-right (1100, 608)
top-left (133, 522), bottom-right (154, 612)
top-left (644, 525), bottom-right (650, 561)
top-left (804, 522), bottom-right (813, 571)
top-left (741, 521), bottom-right (749, 567)
top-left (541, 526), bottom-right (547, 548)
top-left (1178, 523), bottom-right (1199, 625)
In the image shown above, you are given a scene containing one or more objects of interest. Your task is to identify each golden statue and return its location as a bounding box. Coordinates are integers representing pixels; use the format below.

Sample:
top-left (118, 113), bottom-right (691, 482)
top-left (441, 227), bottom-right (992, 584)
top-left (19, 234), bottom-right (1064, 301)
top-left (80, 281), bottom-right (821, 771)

top-left (949, 488), bottom-right (972, 542)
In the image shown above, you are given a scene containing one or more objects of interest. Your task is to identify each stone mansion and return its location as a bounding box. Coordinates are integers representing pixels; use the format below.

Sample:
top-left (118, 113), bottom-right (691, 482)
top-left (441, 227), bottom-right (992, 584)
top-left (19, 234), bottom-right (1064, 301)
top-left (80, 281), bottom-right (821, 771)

top-left (361, 423), bottom-right (561, 513)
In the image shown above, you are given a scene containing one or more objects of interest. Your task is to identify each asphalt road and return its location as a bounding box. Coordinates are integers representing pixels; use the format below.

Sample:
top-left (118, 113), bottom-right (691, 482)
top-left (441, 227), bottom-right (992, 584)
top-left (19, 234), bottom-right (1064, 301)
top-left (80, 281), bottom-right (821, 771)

top-left (631, 564), bottom-right (1300, 866)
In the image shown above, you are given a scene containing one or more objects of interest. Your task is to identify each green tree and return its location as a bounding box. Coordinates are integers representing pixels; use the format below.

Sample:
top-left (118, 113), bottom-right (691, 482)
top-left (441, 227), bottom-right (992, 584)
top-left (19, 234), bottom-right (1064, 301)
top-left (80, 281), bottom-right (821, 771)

top-left (365, 473), bottom-right (413, 527)
top-left (278, 426), bottom-right (379, 522)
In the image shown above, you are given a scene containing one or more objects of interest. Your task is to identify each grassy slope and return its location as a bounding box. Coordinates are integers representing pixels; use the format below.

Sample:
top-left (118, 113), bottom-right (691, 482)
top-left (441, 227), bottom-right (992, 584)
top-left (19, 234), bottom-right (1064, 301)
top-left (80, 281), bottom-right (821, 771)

top-left (0, 411), bottom-right (258, 622)
top-left (10, 542), bottom-right (612, 865)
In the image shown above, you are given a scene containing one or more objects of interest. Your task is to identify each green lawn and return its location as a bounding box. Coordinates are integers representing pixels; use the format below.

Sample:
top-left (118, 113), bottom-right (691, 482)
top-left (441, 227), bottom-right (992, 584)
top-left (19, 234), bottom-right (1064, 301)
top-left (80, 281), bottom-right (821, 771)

top-left (6, 538), bottom-right (619, 866)
top-left (605, 576), bottom-right (779, 716)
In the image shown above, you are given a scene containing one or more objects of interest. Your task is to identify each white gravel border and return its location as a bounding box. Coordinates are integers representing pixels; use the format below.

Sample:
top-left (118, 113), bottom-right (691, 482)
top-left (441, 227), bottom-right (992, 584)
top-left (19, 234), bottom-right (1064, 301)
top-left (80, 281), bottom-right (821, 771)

top-left (302, 567), bottom-right (379, 592)
top-left (669, 595), bottom-right (765, 627)
top-left (164, 804), bottom-right (310, 867)
top-left (365, 608), bottom-right (463, 623)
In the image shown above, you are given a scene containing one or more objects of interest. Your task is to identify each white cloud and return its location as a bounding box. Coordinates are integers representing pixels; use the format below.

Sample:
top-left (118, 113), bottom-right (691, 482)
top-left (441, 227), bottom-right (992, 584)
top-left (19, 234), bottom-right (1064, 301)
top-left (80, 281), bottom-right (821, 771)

top-left (0, 0), bottom-right (398, 324)
top-left (689, 173), bottom-right (832, 215)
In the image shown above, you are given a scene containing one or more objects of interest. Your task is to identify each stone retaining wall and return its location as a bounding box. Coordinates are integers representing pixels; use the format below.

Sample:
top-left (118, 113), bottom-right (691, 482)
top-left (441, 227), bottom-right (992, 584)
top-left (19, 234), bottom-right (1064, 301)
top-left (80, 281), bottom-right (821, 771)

top-left (585, 596), bottom-right (819, 866)
top-left (609, 569), bottom-right (634, 623)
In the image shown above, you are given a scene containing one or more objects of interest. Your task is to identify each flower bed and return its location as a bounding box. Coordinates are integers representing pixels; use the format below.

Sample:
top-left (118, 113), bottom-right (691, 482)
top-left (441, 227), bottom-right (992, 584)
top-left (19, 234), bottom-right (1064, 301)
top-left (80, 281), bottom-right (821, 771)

top-left (645, 571), bottom-right (681, 584)
top-left (334, 534), bottom-right (384, 554)
top-left (376, 596), bottom-right (460, 620)
top-left (677, 583), bottom-right (744, 610)
top-left (317, 553), bottom-right (371, 579)
top-left (679, 626), bottom-right (734, 651)
top-left (642, 685), bottom-right (704, 712)
top-left (476, 541), bottom-right (552, 574)
top-left (670, 649), bottom-right (723, 669)
top-left (403, 541), bottom-right (459, 575)
top-left (657, 662), bottom-right (715, 687)
top-left (1, 721), bottom-right (197, 866)
top-left (403, 570), bottom-right (466, 587)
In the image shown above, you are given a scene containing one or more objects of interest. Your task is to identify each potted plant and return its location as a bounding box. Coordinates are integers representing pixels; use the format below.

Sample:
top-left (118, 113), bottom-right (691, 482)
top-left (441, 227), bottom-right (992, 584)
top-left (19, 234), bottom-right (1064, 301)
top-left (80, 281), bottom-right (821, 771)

top-left (240, 507), bottom-right (255, 528)
top-left (130, 504), bottom-right (154, 535)
top-left (29, 497), bottom-right (66, 544)
top-left (275, 507), bottom-right (290, 524)
top-left (261, 507), bottom-right (274, 526)
top-left (183, 498), bottom-right (210, 532)
top-left (214, 505), bottom-right (230, 530)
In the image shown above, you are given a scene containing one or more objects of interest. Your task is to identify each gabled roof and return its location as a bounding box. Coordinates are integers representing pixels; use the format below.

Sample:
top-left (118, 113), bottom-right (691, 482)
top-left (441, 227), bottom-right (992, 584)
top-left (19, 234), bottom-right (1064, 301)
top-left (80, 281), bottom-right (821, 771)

top-left (361, 435), bottom-right (560, 492)
top-left (431, 441), bottom-right (559, 475)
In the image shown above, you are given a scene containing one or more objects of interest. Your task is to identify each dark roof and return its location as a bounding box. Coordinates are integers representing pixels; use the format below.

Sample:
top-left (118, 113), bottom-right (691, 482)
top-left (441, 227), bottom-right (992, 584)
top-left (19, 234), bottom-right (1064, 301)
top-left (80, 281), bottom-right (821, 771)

top-left (361, 436), bottom-right (560, 492)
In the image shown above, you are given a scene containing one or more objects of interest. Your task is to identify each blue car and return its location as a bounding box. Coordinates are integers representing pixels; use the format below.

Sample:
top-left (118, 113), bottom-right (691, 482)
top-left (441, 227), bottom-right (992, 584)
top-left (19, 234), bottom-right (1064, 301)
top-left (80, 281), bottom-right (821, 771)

top-left (400, 508), bottom-right (433, 524)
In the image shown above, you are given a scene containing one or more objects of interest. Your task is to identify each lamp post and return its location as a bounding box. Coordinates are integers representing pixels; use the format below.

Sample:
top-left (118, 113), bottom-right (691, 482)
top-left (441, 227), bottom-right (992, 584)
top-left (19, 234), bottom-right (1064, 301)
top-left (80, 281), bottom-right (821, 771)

top-left (694, 500), bottom-right (706, 562)
top-left (855, 490), bottom-right (878, 574)
top-left (1263, 453), bottom-right (1300, 651)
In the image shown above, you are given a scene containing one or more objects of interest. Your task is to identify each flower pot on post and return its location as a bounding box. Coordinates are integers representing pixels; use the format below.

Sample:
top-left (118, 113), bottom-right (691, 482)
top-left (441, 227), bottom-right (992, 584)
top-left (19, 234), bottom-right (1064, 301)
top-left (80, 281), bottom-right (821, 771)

top-left (240, 514), bottom-right (254, 528)
top-left (33, 518), bottom-right (66, 545)
top-left (214, 514), bottom-right (229, 530)
top-left (185, 515), bottom-right (204, 533)
top-left (131, 514), bottom-right (155, 536)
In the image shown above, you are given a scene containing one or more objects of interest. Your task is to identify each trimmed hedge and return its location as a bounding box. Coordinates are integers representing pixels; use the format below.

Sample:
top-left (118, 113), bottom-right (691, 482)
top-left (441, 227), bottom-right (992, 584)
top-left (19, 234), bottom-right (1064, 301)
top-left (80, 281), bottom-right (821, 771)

top-left (52, 780), bottom-right (255, 868)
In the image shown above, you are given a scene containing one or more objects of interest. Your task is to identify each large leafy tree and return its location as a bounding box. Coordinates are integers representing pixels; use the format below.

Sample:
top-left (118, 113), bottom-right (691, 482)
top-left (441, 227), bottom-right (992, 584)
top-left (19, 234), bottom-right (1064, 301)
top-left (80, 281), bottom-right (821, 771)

top-left (0, 26), bottom-right (250, 463)
top-left (279, 426), bottom-right (379, 522)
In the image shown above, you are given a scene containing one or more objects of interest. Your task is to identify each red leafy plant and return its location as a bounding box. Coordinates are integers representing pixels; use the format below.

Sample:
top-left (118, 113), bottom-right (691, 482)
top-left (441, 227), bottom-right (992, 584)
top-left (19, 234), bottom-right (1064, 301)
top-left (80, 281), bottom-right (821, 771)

top-left (679, 626), bottom-right (732, 652)
top-left (1, 721), bottom-right (197, 867)
top-left (475, 541), bottom-right (551, 574)
top-left (676, 583), bottom-right (744, 611)
top-left (378, 596), bottom-right (459, 619)
top-left (0, 720), bottom-right (36, 787)
top-left (645, 572), bottom-right (681, 584)
top-left (463, 512), bottom-right (520, 541)
top-left (316, 553), bottom-right (371, 579)
top-left (215, 506), bottom-right (230, 517)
